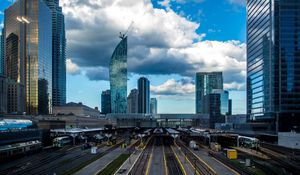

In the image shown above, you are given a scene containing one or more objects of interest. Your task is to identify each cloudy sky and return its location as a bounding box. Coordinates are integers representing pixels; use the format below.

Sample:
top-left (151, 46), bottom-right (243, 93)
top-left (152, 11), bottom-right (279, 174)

top-left (0, 0), bottom-right (247, 114)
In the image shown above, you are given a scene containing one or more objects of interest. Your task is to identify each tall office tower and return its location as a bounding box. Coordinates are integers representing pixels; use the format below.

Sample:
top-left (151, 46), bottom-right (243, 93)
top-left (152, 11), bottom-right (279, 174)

top-left (127, 89), bottom-right (138, 113)
top-left (109, 36), bottom-right (127, 113)
top-left (150, 98), bottom-right (157, 114)
top-left (101, 90), bottom-right (111, 114)
top-left (138, 77), bottom-right (150, 114)
top-left (0, 29), bottom-right (4, 75)
top-left (203, 93), bottom-right (225, 128)
top-left (228, 99), bottom-right (232, 116)
top-left (247, 0), bottom-right (300, 131)
top-left (4, 0), bottom-right (52, 115)
top-left (43, 0), bottom-right (66, 107)
top-left (0, 29), bottom-right (7, 114)
top-left (211, 89), bottom-right (229, 115)
top-left (195, 72), bottom-right (223, 114)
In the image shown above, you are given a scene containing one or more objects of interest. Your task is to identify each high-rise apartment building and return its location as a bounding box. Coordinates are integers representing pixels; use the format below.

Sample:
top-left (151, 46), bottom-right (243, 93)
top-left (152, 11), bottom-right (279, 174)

top-left (127, 89), bottom-right (138, 113)
top-left (195, 72), bottom-right (223, 114)
top-left (138, 77), bottom-right (150, 114)
top-left (101, 90), bottom-right (111, 114)
top-left (109, 36), bottom-right (127, 113)
top-left (247, 0), bottom-right (300, 131)
top-left (4, 0), bottom-right (52, 115)
top-left (150, 98), bottom-right (157, 114)
top-left (43, 0), bottom-right (66, 107)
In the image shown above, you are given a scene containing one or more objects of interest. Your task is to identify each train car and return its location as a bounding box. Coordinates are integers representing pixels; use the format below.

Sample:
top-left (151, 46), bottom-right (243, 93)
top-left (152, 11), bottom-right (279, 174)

top-left (53, 136), bottom-right (72, 148)
top-left (238, 136), bottom-right (259, 149)
top-left (0, 140), bottom-right (42, 161)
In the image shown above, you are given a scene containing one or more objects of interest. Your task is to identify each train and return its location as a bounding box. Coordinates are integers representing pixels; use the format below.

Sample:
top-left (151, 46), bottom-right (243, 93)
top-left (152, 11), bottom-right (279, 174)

top-left (238, 136), bottom-right (260, 149)
top-left (0, 140), bottom-right (42, 161)
top-left (53, 136), bottom-right (72, 148)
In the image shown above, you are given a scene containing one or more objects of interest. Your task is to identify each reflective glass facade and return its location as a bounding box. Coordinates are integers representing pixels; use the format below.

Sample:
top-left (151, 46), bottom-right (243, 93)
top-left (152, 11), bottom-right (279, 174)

top-left (4, 0), bottom-right (52, 115)
top-left (0, 29), bottom-right (4, 75)
top-left (138, 77), bottom-right (150, 114)
top-left (247, 0), bottom-right (300, 131)
top-left (127, 89), bottom-right (138, 113)
top-left (43, 0), bottom-right (66, 107)
top-left (195, 72), bottom-right (223, 114)
top-left (150, 98), bottom-right (157, 114)
top-left (101, 90), bottom-right (111, 114)
top-left (110, 37), bottom-right (127, 113)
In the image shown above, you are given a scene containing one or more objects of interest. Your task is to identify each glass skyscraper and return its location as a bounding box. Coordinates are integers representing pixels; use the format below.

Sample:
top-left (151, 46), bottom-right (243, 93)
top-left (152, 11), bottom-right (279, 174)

top-left (0, 29), bottom-right (4, 75)
top-left (150, 98), bottom-right (157, 114)
top-left (138, 77), bottom-right (150, 114)
top-left (127, 89), bottom-right (138, 113)
top-left (195, 72), bottom-right (223, 114)
top-left (101, 90), bottom-right (111, 114)
top-left (247, 0), bottom-right (300, 131)
top-left (109, 36), bottom-right (127, 113)
top-left (43, 0), bottom-right (66, 107)
top-left (4, 0), bottom-right (52, 115)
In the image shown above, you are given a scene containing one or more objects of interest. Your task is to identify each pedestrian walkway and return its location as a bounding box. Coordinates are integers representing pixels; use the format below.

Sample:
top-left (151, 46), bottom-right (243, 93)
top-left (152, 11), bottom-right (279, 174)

top-left (75, 147), bottom-right (125, 175)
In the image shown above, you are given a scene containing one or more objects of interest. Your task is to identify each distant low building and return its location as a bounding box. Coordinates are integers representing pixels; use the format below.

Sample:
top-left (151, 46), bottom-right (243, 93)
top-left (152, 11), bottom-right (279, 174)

top-left (53, 102), bottom-right (103, 118)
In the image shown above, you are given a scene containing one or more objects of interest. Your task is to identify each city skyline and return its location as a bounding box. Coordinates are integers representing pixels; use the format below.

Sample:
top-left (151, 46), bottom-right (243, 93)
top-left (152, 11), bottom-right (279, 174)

top-left (0, 0), bottom-right (247, 114)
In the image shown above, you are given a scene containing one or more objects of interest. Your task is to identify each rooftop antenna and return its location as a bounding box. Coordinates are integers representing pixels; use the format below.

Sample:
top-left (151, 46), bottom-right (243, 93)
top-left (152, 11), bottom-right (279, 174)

top-left (119, 21), bottom-right (134, 39)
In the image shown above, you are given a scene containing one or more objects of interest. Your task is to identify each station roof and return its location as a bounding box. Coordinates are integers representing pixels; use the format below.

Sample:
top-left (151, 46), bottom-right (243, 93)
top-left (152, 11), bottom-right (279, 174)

top-left (50, 127), bottom-right (104, 134)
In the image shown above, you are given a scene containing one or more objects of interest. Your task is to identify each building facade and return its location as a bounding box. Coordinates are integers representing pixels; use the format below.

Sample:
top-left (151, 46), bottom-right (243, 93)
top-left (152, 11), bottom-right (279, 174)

top-left (150, 98), bottom-right (157, 114)
top-left (138, 77), bottom-right (150, 114)
top-left (43, 0), bottom-right (66, 107)
top-left (4, 0), bottom-right (52, 115)
top-left (195, 72), bottom-right (223, 114)
top-left (203, 93), bottom-right (225, 128)
top-left (53, 102), bottom-right (103, 118)
top-left (0, 29), bottom-right (4, 75)
top-left (109, 36), bottom-right (127, 113)
top-left (127, 89), bottom-right (138, 113)
top-left (247, 0), bottom-right (300, 131)
top-left (101, 90), bottom-right (111, 114)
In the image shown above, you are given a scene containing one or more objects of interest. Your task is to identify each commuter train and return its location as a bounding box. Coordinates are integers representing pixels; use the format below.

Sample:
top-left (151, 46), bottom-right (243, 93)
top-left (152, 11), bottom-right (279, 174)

top-left (238, 136), bottom-right (260, 149)
top-left (53, 136), bottom-right (72, 148)
top-left (0, 140), bottom-right (42, 161)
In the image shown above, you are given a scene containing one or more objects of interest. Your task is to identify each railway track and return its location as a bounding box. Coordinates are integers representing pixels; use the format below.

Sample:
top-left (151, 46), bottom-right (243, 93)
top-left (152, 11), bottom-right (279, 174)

top-left (130, 137), bottom-right (154, 175)
top-left (176, 140), bottom-right (217, 175)
top-left (164, 145), bottom-right (184, 175)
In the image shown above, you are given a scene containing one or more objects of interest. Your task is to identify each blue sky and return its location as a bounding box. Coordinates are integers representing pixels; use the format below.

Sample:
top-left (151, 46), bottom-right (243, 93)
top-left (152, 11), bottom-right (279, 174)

top-left (0, 0), bottom-right (247, 114)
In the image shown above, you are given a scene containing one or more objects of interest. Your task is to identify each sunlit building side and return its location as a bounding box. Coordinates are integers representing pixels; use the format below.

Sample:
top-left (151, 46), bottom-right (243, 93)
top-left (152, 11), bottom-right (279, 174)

top-left (4, 0), bottom-right (52, 115)
top-left (109, 36), bottom-right (127, 113)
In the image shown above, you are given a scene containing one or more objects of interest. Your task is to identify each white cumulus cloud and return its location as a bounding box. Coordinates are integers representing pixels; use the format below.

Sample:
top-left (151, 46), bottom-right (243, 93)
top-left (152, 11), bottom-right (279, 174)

top-left (66, 59), bottom-right (81, 75)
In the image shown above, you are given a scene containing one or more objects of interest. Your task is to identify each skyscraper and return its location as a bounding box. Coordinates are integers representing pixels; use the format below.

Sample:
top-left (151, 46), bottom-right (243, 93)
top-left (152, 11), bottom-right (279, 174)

top-left (109, 36), bottom-right (127, 113)
top-left (247, 0), bottom-right (300, 131)
top-left (150, 98), bottom-right (157, 114)
top-left (138, 77), bottom-right (150, 114)
top-left (212, 89), bottom-right (229, 116)
top-left (43, 0), bottom-right (66, 107)
top-left (195, 72), bottom-right (223, 114)
top-left (0, 29), bottom-right (4, 75)
top-left (127, 89), bottom-right (138, 113)
top-left (4, 0), bottom-right (52, 115)
top-left (101, 90), bottom-right (111, 114)
top-left (0, 29), bottom-right (7, 114)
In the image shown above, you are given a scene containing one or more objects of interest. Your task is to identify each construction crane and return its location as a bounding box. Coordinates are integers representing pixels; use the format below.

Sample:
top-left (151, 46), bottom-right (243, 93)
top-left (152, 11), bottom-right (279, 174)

top-left (119, 21), bottom-right (134, 39)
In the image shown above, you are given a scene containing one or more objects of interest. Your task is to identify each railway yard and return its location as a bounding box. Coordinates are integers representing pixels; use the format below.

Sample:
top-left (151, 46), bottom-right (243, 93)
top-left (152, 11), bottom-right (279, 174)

top-left (0, 128), bottom-right (300, 175)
